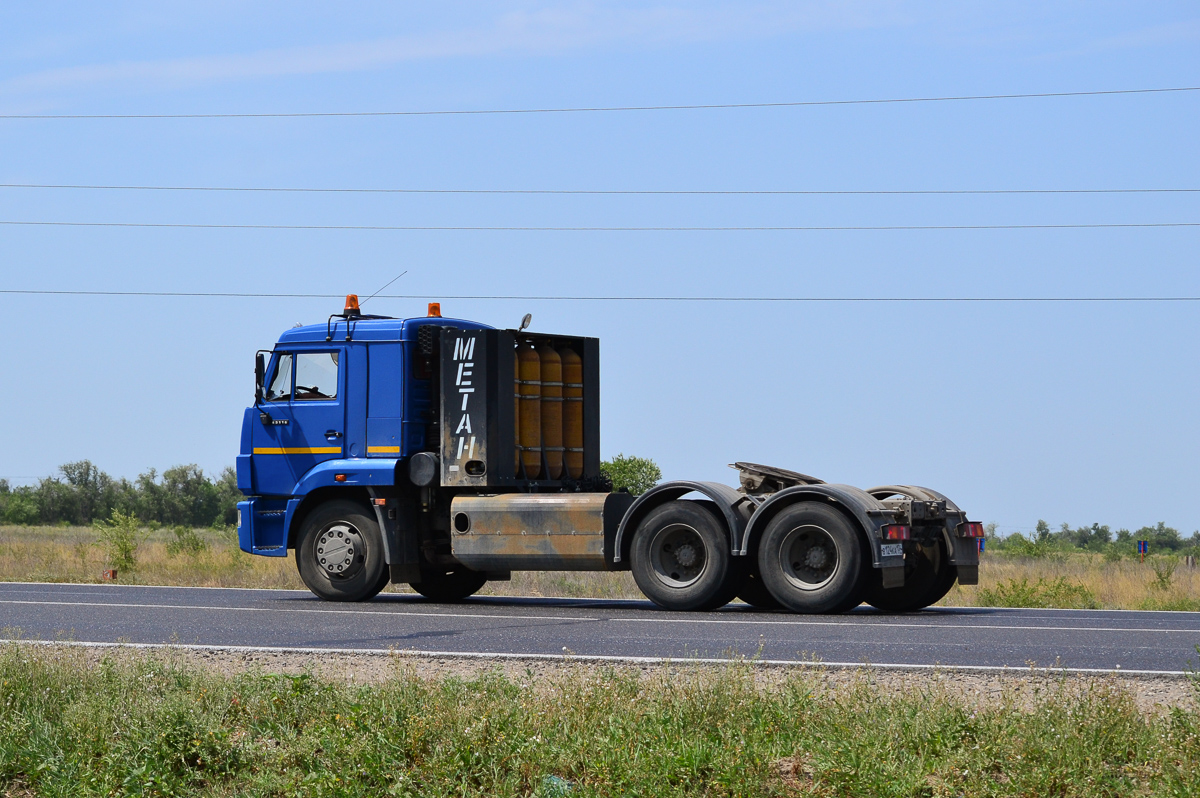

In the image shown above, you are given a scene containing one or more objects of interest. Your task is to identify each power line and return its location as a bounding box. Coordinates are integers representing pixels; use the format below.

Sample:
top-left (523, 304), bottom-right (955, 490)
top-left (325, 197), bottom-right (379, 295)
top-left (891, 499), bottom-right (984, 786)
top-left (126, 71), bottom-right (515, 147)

top-left (1, 182), bottom-right (1196, 196)
top-left (2, 290), bottom-right (1198, 303)
top-left (1, 220), bottom-right (1195, 232)
top-left (2, 86), bottom-right (1196, 120)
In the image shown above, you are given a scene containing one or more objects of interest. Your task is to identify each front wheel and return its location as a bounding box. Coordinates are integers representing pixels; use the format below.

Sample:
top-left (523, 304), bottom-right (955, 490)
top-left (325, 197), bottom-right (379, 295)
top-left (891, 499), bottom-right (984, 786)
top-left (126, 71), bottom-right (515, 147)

top-left (630, 500), bottom-right (739, 611)
top-left (296, 500), bottom-right (389, 602)
top-left (757, 503), bottom-right (866, 613)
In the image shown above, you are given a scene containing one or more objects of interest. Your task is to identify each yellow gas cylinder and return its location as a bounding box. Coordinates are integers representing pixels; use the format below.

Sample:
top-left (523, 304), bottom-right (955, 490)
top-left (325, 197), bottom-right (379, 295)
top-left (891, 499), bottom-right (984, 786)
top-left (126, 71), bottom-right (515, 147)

top-left (538, 344), bottom-right (564, 479)
top-left (559, 346), bottom-right (584, 479)
top-left (513, 351), bottom-right (521, 474)
top-left (517, 341), bottom-right (542, 478)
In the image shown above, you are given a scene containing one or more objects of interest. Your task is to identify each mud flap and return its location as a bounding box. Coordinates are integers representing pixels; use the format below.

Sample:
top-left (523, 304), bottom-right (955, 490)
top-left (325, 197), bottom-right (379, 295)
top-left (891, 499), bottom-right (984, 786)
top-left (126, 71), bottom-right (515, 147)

top-left (881, 565), bottom-right (905, 589)
top-left (949, 536), bottom-right (980, 585)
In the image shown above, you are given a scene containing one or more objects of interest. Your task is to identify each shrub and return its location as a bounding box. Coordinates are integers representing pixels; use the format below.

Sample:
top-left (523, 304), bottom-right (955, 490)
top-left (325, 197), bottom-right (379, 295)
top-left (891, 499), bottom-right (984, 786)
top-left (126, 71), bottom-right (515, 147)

top-left (600, 454), bottom-right (662, 496)
top-left (0, 492), bottom-right (40, 526)
top-left (1140, 594), bottom-right (1200, 612)
top-left (977, 577), bottom-right (1099, 609)
top-left (995, 533), bottom-right (1058, 559)
top-left (93, 509), bottom-right (142, 570)
top-left (165, 526), bottom-right (208, 556)
top-left (1148, 557), bottom-right (1177, 591)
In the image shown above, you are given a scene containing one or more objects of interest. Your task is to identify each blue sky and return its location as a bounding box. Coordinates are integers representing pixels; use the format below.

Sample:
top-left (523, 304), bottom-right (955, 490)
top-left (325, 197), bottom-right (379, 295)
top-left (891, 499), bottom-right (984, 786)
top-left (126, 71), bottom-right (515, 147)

top-left (1, 2), bottom-right (1197, 535)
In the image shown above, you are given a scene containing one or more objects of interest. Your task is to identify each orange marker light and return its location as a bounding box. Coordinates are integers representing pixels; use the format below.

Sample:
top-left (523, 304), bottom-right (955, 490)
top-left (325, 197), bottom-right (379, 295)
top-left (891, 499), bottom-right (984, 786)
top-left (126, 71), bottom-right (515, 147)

top-left (427, 302), bottom-right (442, 317)
top-left (334, 474), bottom-right (347, 483)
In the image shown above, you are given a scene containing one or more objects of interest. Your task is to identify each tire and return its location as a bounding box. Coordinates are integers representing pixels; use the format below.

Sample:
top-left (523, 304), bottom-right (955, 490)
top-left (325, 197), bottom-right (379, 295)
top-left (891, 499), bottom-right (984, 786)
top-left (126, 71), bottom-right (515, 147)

top-left (757, 503), bottom-right (866, 613)
top-left (410, 565), bottom-right (487, 602)
top-left (864, 538), bottom-right (957, 612)
top-left (630, 500), bottom-right (740, 611)
top-left (735, 570), bottom-right (783, 610)
top-left (295, 500), bottom-right (389, 602)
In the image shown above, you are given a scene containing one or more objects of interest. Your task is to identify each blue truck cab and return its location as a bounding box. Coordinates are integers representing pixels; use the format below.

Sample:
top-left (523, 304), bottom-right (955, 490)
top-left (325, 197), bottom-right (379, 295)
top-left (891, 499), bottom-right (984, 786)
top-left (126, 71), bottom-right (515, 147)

top-left (237, 296), bottom-right (980, 612)
top-left (236, 300), bottom-right (490, 560)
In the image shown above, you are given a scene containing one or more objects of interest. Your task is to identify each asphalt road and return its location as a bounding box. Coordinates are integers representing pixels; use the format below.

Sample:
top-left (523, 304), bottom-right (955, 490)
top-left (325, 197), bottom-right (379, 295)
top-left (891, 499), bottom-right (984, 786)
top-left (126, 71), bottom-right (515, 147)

top-left (1, 582), bottom-right (1198, 673)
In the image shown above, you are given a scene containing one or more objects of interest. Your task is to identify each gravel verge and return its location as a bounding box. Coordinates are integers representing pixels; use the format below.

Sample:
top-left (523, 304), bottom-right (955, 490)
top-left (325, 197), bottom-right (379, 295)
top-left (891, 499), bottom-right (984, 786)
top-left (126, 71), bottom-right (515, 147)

top-left (16, 642), bottom-right (1194, 714)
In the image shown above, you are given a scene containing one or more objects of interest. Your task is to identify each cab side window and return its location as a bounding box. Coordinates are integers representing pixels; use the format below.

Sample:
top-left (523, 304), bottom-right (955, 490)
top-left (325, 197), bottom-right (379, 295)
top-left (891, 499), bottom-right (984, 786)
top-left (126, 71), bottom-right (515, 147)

top-left (265, 354), bottom-right (293, 401)
top-left (295, 352), bottom-right (339, 400)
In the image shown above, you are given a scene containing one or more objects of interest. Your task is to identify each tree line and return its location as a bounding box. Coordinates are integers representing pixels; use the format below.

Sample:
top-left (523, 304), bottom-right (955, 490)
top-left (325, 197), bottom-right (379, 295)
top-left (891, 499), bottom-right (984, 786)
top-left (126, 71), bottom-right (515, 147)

top-left (11, 458), bottom-right (1190, 559)
top-left (0, 461), bottom-right (239, 528)
top-left (990, 520), bottom-right (1200, 558)
top-left (0, 455), bottom-right (665, 529)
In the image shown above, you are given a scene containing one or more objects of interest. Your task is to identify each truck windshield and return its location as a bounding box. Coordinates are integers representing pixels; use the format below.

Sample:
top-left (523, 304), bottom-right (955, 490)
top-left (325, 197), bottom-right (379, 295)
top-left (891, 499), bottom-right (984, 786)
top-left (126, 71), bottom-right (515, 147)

top-left (265, 354), bottom-right (293, 401)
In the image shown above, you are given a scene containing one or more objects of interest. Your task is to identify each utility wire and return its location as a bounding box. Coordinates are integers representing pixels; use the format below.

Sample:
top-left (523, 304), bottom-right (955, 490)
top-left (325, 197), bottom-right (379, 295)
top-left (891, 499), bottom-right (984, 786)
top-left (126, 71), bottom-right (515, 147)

top-left (1, 183), bottom-right (1196, 196)
top-left (1, 86), bottom-right (1196, 120)
top-left (2, 290), bottom-right (1198, 303)
top-left (360, 269), bottom-right (408, 306)
top-left (1, 220), bottom-right (1195, 232)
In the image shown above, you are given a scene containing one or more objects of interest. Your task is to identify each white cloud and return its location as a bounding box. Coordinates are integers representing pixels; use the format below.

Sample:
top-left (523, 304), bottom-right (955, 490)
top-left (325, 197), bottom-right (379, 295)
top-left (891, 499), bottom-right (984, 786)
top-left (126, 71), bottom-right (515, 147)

top-left (0, 1), bottom-right (906, 98)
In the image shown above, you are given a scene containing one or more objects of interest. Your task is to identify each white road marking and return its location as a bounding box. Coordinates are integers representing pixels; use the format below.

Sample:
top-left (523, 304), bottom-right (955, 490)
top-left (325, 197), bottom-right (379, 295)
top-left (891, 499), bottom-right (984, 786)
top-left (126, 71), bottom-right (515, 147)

top-left (0, 599), bottom-right (597, 623)
top-left (0, 638), bottom-right (1186, 677)
top-left (608, 616), bottom-right (1200, 634)
top-left (3, 583), bottom-right (1200, 618)
top-left (1, 598), bottom-right (1197, 634)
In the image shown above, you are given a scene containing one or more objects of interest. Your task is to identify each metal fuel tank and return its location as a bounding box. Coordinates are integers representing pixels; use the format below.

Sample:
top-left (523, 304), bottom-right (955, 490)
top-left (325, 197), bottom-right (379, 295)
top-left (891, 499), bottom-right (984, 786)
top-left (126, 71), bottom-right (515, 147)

top-left (449, 492), bottom-right (634, 571)
top-left (517, 341), bottom-right (542, 478)
top-left (559, 346), bottom-right (584, 479)
top-left (538, 343), bottom-right (564, 479)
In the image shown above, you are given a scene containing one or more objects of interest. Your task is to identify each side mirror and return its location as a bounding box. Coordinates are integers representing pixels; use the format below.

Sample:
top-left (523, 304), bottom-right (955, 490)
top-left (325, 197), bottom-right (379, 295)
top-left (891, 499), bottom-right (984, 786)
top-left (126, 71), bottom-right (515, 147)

top-left (255, 353), bottom-right (265, 403)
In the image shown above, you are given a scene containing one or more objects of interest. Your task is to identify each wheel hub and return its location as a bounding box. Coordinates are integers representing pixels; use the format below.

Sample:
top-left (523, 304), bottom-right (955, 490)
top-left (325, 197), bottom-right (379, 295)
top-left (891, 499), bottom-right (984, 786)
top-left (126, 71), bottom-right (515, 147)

top-left (315, 522), bottom-right (364, 578)
top-left (650, 524), bottom-right (707, 588)
top-left (780, 525), bottom-right (839, 591)
top-left (673, 543), bottom-right (699, 568)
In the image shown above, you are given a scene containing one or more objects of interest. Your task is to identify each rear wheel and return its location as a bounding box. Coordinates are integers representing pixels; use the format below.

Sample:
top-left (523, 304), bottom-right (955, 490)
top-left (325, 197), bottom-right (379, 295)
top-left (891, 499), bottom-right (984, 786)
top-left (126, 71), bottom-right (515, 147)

top-left (296, 500), bottom-right (389, 602)
top-left (757, 503), bottom-right (866, 613)
top-left (630, 500), bottom-right (739, 611)
top-left (864, 538), bottom-right (957, 612)
top-left (410, 565), bottom-right (487, 602)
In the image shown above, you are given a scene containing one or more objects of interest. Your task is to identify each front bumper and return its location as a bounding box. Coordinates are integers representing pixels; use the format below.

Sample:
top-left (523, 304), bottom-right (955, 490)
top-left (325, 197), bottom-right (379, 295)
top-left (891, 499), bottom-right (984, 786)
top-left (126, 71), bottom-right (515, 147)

top-left (237, 498), bottom-right (289, 557)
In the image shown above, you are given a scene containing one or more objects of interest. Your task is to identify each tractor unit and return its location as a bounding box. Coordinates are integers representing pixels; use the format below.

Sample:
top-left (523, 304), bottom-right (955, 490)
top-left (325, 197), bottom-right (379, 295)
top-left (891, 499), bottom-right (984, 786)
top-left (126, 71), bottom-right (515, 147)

top-left (236, 297), bottom-right (982, 612)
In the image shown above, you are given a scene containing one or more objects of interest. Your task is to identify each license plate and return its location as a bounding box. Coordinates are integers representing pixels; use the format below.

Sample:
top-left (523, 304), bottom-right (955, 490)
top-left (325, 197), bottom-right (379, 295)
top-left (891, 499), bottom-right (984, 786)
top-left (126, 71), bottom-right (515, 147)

top-left (879, 543), bottom-right (904, 558)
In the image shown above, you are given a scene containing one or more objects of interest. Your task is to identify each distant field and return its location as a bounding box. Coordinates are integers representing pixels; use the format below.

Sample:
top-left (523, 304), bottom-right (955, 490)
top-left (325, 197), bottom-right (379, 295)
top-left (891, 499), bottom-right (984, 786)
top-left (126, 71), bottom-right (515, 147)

top-left (1, 524), bottom-right (1198, 610)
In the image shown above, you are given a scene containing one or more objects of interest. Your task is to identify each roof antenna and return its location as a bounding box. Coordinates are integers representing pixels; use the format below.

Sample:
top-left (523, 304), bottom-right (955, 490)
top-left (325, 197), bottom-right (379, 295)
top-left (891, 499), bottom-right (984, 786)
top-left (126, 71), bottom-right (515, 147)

top-left (360, 269), bottom-right (409, 308)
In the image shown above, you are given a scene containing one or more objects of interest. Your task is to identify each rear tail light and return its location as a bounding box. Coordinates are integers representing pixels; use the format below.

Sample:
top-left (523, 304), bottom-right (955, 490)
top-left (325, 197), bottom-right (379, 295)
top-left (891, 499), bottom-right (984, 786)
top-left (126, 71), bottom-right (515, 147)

top-left (957, 521), bottom-right (985, 538)
top-left (882, 524), bottom-right (910, 541)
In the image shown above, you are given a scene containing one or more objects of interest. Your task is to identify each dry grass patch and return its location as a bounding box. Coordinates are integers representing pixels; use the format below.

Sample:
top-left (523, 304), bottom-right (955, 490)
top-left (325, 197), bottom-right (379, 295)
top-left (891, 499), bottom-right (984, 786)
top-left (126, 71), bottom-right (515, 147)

top-left (945, 553), bottom-right (1200, 611)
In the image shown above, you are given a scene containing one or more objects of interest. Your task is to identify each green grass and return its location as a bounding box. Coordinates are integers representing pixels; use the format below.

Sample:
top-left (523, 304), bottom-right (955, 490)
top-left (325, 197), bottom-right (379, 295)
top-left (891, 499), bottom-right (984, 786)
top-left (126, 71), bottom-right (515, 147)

top-left (1, 645), bottom-right (1198, 796)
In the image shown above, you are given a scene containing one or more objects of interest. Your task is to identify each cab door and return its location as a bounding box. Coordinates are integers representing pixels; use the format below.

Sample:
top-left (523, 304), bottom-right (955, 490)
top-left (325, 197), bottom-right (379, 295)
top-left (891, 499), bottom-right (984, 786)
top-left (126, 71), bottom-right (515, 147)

top-left (252, 349), bottom-right (346, 496)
